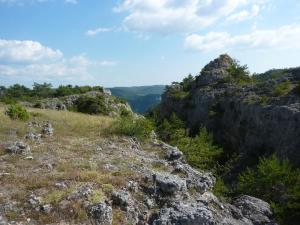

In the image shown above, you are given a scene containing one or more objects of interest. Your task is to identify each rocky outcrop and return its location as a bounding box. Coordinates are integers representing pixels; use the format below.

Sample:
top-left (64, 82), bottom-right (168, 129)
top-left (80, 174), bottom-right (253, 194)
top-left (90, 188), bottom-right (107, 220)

top-left (154, 172), bottom-right (187, 196)
top-left (159, 54), bottom-right (300, 166)
top-left (5, 141), bottom-right (30, 154)
top-left (150, 195), bottom-right (277, 225)
top-left (88, 202), bottom-right (113, 225)
top-left (41, 122), bottom-right (54, 137)
top-left (233, 195), bottom-right (276, 225)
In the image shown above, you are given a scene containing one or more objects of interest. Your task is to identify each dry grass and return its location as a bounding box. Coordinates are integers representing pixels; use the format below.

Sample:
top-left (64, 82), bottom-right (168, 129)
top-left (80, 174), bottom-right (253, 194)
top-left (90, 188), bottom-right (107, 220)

top-left (0, 106), bottom-right (114, 140)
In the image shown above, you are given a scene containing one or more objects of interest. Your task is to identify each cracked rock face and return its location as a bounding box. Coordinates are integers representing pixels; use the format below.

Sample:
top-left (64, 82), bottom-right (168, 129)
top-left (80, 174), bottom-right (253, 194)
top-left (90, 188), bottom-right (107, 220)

top-left (159, 54), bottom-right (300, 166)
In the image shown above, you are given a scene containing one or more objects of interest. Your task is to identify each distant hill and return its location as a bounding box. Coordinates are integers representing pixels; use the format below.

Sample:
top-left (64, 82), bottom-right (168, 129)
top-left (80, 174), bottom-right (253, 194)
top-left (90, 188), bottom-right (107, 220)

top-left (109, 85), bottom-right (166, 113)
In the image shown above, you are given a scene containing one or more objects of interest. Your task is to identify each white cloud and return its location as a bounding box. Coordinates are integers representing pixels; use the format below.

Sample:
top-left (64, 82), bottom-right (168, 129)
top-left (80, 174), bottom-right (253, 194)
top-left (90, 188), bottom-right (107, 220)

top-left (0, 39), bottom-right (117, 82)
top-left (184, 24), bottom-right (300, 52)
top-left (115, 0), bottom-right (267, 34)
top-left (85, 27), bottom-right (113, 37)
top-left (227, 4), bottom-right (260, 22)
top-left (0, 39), bottom-right (63, 64)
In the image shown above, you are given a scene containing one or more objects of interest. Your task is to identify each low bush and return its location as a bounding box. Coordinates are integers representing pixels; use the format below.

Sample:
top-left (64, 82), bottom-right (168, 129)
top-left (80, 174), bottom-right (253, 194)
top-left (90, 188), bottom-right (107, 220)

top-left (156, 114), bottom-right (223, 170)
top-left (177, 127), bottom-right (223, 170)
top-left (5, 104), bottom-right (30, 121)
top-left (76, 95), bottom-right (108, 115)
top-left (237, 154), bottom-right (300, 225)
top-left (111, 116), bottom-right (154, 140)
top-left (273, 81), bottom-right (293, 96)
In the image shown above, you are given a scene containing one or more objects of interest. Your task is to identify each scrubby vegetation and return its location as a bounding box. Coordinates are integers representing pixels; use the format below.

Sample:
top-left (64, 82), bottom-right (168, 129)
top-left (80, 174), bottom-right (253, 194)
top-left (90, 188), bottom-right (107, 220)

top-left (76, 95), bottom-right (109, 115)
top-left (5, 104), bottom-right (30, 121)
top-left (237, 155), bottom-right (300, 225)
top-left (227, 60), bottom-right (252, 85)
top-left (156, 114), bottom-right (223, 170)
top-left (0, 83), bottom-right (104, 103)
top-left (110, 115), bottom-right (154, 141)
top-left (273, 80), bottom-right (293, 96)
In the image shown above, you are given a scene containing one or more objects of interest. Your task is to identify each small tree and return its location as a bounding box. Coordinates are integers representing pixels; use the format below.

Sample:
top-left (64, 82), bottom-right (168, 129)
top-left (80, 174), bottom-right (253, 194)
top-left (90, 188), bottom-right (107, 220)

top-left (5, 104), bottom-right (30, 121)
top-left (237, 154), bottom-right (300, 225)
top-left (181, 74), bottom-right (195, 91)
top-left (227, 60), bottom-right (251, 85)
top-left (32, 82), bottom-right (54, 98)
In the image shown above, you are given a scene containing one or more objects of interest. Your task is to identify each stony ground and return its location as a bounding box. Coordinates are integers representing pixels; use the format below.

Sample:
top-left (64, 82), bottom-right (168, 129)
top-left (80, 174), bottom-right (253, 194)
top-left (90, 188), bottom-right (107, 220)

top-left (0, 105), bottom-right (278, 225)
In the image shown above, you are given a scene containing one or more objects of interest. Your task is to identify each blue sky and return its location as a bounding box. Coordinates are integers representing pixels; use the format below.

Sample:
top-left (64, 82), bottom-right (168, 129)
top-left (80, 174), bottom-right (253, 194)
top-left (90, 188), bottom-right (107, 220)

top-left (0, 0), bottom-right (300, 87)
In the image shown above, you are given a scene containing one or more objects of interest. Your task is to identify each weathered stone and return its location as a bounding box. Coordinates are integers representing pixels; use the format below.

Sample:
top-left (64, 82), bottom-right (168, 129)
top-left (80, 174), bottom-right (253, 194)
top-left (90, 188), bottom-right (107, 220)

top-left (5, 141), bottom-right (30, 154)
top-left (127, 181), bottom-right (138, 192)
top-left (154, 172), bottom-right (186, 195)
top-left (42, 122), bottom-right (54, 137)
top-left (165, 147), bottom-right (183, 161)
top-left (233, 195), bottom-right (277, 225)
top-left (112, 190), bottom-right (133, 210)
top-left (88, 202), bottom-right (113, 225)
top-left (25, 132), bottom-right (41, 141)
top-left (28, 194), bottom-right (41, 207)
top-left (150, 202), bottom-right (216, 225)
top-left (0, 215), bottom-right (7, 225)
top-left (40, 204), bottom-right (52, 213)
top-left (173, 162), bottom-right (215, 193)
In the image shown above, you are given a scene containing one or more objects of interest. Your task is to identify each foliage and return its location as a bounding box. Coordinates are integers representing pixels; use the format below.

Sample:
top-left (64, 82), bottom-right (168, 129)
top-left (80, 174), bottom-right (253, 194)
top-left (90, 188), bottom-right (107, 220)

top-left (3, 84), bottom-right (31, 99)
top-left (5, 104), bottom-right (30, 121)
top-left (273, 81), bottom-right (293, 96)
top-left (181, 74), bottom-right (195, 91)
top-left (166, 83), bottom-right (189, 100)
top-left (177, 127), bottom-right (223, 170)
top-left (213, 175), bottom-right (231, 202)
top-left (156, 114), bottom-right (223, 170)
top-left (119, 105), bottom-right (132, 117)
top-left (0, 83), bottom-right (105, 103)
top-left (76, 95), bottom-right (108, 115)
top-left (111, 115), bottom-right (154, 140)
top-left (32, 82), bottom-right (54, 98)
top-left (253, 69), bottom-right (288, 82)
top-left (227, 60), bottom-right (252, 85)
top-left (237, 154), bottom-right (300, 225)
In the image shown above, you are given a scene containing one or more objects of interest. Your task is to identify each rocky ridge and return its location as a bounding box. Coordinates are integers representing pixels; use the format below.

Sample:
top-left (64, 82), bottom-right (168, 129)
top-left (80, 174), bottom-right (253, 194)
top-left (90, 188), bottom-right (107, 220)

top-left (0, 109), bottom-right (277, 224)
top-left (158, 54), bottom-right (300, 166)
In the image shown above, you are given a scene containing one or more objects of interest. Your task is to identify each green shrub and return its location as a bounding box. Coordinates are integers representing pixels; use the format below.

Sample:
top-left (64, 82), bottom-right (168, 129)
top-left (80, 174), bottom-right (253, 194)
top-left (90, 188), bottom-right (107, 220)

top-left (5, 104), bottom-right (30, 121)
top-left (237, 154), bottom-right (300, 225)
top-left (111, 116), bottom-right (154, 140)
top-left (178, 128), bottom-right (223, 170)
top-left (213, 176), bottom-right (231, 202)
top-left (227, 60), bottom-right (252, 85)
top-left (76, 95), bottom-right (108, 115)
top-left (273, 81), bottom-right (293, 96)
top-left (120, 106), bottom-right (132, 117)
top-left (156, 114), bottom-right (222, 170)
